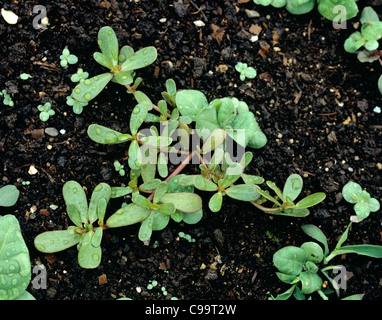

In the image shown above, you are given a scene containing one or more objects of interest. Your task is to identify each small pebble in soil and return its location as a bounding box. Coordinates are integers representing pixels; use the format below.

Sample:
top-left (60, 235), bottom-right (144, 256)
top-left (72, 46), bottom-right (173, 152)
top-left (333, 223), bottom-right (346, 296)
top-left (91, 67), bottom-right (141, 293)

top-left (373, 106), bottom-right (381, 113)
top-left (45, 127), bottom-right (59, 137)
top-left (193, 20), bottom-right (205, 27)
top-left (60, 129), bottom-right (66, 135)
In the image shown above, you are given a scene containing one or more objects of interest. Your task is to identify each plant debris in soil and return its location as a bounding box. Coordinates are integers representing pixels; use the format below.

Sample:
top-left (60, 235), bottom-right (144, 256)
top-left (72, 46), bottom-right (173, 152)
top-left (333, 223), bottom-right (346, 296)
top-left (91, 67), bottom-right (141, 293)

top-left (0, 0), bottom-right (381, 300)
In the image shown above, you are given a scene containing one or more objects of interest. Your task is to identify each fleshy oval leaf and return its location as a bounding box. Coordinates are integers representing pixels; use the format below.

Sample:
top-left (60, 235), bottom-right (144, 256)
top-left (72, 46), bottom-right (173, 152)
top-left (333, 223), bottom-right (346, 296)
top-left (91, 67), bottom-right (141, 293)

top-left (87, 124), bottom-right (132, 145)
top-left (71, 73), bottom-right (113, 103)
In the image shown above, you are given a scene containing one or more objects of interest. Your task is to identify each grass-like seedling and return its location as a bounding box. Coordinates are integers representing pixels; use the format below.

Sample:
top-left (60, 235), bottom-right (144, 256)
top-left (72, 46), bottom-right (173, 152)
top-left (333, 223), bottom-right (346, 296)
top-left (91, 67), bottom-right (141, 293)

top-left (270, 222), bottom-right (382, 300)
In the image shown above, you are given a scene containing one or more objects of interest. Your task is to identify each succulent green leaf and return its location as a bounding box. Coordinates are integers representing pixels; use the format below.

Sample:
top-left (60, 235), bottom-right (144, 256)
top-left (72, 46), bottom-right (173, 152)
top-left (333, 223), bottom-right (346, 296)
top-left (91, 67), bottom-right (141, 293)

top-left (378, 75), bottom-right (382, 95)
top-left (168, 174), bottom-right (194, 193)
top-left (175, 90), bottom-right (209, 121)
top-left (353, 200), bottom-right (370, 220)
top-left (273, 246), bottom-right (308, 276)
top-left (63, 181), bottom-right (89, 224)
top-left (120, 46), bottom-right (157, 72)
top-left (128, 140), bottom-right (142, 170)
top-left (225, 184), bottom-right (261, 201)
top-left (298, 271), bottom-right (323, 295)
top-left (281, 208), bottom-right (310, 217)
top-left (158, 152), bottom-right (168, 178)
top-left (71, 73), bottom-right (113, 103)
top-left (160, 192), bottom-right (202, 213)
top-left (317, 0), bottom-right (359, 21)
top-left (133, 194), bottom-right (152, 209)
top-left (88, 183), bottom-right (111, 223)
top-left (106, 203), bottom-right (151, 228)
top-left (360, 7), bottom-right (380, 25)
top-left (34, 230), bottom-right (81, 253)
top-left (217, 98), bottom-right (236, 127)
top-left (182, 209), bottom-right (203, 224)
top-left (195, 106), bottom-right (220, 140)
top-left (140, 179), bottom-right (161, 191)
top-left (369, 198), bottom-right (380, 212)
top-left (133, 90), bottom-right (153, 110)
top-left (93, 52), bottom-right (114, 69)
top-left (0, 185), bottom-right (20, 207)
top-left (301, 224), bottom-right (329, 257)
top-left (255, 187), bottom-right (282, 207)
top-left (114, 70), bottom-right (134, 85)
top-left (283, 174), bottom-right (303, 202)
top-left (241, 174), bottom-right (264, 185)
top-left (342, 182), bottom-right (363, 204)
top-left (91, 227), bottom-right (103, 247)
top-left (130, 104), bottom-right (149, 135)
top-left (266, 181), bottom-right (284, 201)
top-left (295, 192), bottom-right (326, 209)
top-left (300, 242), bottom-right (324, 263)
top-left (66, 204), bottom-right (82, 228)
top-left (118, 45), bottom-right (134, 63)
top-left (193, 176), bottom-right (218, 192)
top-left (209, 192), bottom-right (223, 213)
top-left (97, 26), bottom-right (119, 66)
top-left (0, 215), bottom-right (32, 300)
top-left (285, 0), bottom-right (315, 15)
top-left (152, 210), bottom-right (170, 231)
top-left (111, 187), bottom-right (133, 198)
top-left (201, 129), bottom-right (226, 154)
top-left (141, 163), bottom-right (156, 184)
top-left (154, 181), bottom-right (168, 203)
top-left (157, 203), bottom-right (176, 215)
top-left (139, 212), bottom-right (154, 242)
top-left (78, 231), bottom-right (102, 269)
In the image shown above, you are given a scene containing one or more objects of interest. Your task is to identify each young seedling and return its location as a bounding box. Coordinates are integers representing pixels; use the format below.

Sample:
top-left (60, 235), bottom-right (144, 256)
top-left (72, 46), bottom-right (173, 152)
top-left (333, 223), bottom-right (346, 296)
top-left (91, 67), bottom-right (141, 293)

top-left (70, 68), bottom-right (89, 83)
top-left (37, 102), bottom-right (55, 122)
top-left (0, 184), bottom-right (20, 207)
top-left (270, 222), bottom-right (382, 300)
top-left (344, 7), bottom-right (382, 53)
top-left (235, 62), bottom-right (257, 81)
top-left (0, 89), bottom-right (14, 107)
top-left (114, 160), bottom-right (126, 176)
top-left (68, 26), bottom-right (157, 113)
top-left (0, 215), bottom-right (35, 300)
top-left (60, 48), bottom-right (78, 68)
top-left (20, 73), bottom-right (32, 80)
top-left (342, 181), bottom-right (380, 223)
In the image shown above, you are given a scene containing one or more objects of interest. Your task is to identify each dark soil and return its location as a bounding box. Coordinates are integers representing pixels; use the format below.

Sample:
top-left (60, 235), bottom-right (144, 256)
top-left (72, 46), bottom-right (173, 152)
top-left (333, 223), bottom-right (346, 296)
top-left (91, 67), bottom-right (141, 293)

top-left (0, 0), bottom-right (381, 301)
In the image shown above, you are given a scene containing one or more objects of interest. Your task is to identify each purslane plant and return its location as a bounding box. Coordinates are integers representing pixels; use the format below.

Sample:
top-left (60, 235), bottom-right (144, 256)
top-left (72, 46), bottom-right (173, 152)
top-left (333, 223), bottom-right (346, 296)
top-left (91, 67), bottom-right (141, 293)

top-left (342, 181), bottom-right (380, 223)
top-left (270, 222), bottom-right (382, 300)
top-left (253, 0), bottom-right (359, 20)
top-left (34, 180), bottom-right (203, 267)
top-left (67, 26), bottom-right (157, 113)
top-left (0, 214), bottom-right (35, 300)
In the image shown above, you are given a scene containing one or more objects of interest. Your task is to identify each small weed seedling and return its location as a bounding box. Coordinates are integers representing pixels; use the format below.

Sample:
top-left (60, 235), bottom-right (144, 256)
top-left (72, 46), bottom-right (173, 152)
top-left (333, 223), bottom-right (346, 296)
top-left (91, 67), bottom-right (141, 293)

top-left (0, 214), bottom-right (35, 300)
top-left (0, 184), bottom-right (20, 207)
top-left (60, 48), bottom-right (78, 68)
top-left (342, 181), bottom-right (380, 223)
top-left (20, 73), bottom-right (32, 80)
top-left (114, 160), bottom-right (126, 176)
top-left (0, 89), bottom-right (14, 107)
top-left (235, 62), bottom-right (257, 81)
top-left (270, 222), bottom-right (382, 300)
top-left (70, 68), bottom-right (89, 83)
top-left (37, 102), bottom-right (55, 122)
